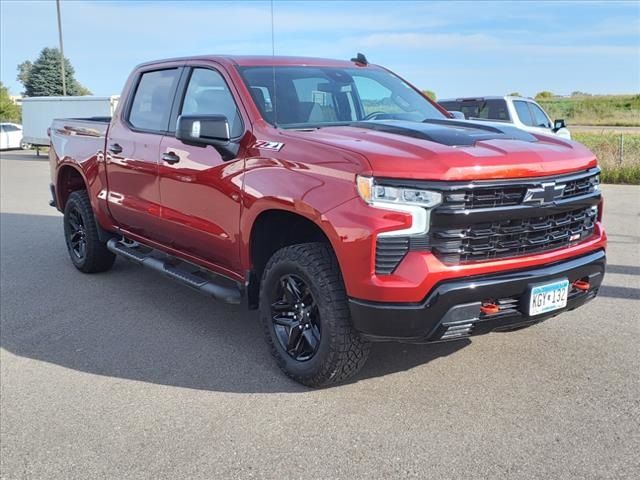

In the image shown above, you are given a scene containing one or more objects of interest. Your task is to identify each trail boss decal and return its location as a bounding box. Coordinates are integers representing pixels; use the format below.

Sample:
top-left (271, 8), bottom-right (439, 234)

top-left (254, 140), bottom-right (284, 151)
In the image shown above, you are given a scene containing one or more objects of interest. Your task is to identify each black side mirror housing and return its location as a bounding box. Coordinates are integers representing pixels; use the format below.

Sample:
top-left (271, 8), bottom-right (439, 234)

top-left (176, 114), bottom-right (239, 160)
top-left (553, 119), bottom-right (567, 132)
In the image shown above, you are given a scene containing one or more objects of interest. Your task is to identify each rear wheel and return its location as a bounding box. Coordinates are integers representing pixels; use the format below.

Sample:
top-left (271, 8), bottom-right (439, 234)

top-left (63, 190), bottom-right (115, 273)
top-left (259, 243), bottom-right (370, 387)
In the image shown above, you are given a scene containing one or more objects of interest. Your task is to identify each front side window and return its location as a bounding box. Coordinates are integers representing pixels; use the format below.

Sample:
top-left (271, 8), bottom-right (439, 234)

top-left (180, 68), bottom-right (243, 138)
top-left (128, 69), bottom-right (179, 132)
top-left (240, 66), bottom-right (445, 128)
top-left (514, 100), bottom-right (535, 127)
top-left (529, 103), bottom-right (551, 128)
top-left (3, 124), bottom-right (19, 132)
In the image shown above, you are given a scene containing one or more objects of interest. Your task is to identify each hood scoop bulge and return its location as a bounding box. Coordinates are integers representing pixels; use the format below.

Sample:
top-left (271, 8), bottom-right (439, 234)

top-left (351, 119), bottom-right (538, 147)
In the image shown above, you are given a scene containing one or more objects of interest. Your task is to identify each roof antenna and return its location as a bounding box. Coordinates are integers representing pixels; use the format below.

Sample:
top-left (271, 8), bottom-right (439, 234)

top-left (350, 53), bottom-right (368, 65)
top-left (270, 0), bottom-right (278, 127)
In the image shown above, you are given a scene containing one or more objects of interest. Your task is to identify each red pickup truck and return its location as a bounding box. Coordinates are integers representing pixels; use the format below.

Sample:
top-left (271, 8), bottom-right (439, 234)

top-left (49, 55), bottom-right (606, 387)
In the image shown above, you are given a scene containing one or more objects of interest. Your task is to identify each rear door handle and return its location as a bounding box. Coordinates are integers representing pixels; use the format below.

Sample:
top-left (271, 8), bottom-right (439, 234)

top-left (108, 143), bottom-right (123, 154)
top-left (161, 152), bottom-right (180, 164)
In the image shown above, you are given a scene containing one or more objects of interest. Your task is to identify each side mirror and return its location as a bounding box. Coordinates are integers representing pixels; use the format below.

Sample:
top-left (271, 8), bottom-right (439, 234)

top-left (176, 114), bottom-right (239, 160)
top-left (553, 119), bottom-right (567, 131)
top-left (448, 111), bottom-right (466, 120)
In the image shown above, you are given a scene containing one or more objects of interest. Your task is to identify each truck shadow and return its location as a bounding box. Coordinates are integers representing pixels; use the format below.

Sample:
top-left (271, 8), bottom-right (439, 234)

top-left (0, 212), bottom-right (467, 394)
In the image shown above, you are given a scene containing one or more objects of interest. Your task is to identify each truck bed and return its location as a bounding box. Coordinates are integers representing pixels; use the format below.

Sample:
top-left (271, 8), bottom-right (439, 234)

top-left (49, 118), bottom-right (110, 174)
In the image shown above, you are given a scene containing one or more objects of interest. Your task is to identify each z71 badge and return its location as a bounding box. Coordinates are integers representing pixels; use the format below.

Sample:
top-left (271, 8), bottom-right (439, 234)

top-left (254, 140), bottom-right (284, 151)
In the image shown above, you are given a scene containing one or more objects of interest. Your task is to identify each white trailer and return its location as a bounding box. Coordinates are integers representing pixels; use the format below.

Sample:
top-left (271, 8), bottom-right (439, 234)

top-left (21, 95), bottom-right (119, 147)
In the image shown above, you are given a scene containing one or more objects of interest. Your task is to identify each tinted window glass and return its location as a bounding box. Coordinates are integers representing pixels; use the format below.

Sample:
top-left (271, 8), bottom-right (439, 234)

top-left (514, 100), bottom-right (535, 126)
top-left (128, 69), bottom-right (179, 132)
top-left (353, 76), bottom-right (408, 117)
top-left (181, 68), bottom-right (243, 138)
top-left (442, 100), bottom-right (510, 121)
top-left (3, 124), bottom-right (20, 132)
top-left (438, 101), bottom-right (460, 112)
top-left (529, 103), bottom-right (551, 128)
top-left (240, 66), bottom-right (444, 128)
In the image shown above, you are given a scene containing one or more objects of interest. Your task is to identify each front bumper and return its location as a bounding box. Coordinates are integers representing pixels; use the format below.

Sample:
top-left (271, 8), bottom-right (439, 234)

top-left (349, 249), bottom-right (605, 342)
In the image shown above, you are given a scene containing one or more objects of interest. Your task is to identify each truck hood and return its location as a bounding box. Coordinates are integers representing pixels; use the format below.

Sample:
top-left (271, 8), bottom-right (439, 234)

top-left (282, 119), bottom-right (596, 181)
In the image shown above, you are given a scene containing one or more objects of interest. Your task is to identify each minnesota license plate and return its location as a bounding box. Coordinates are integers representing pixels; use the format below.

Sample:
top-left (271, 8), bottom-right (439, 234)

top-left (528, 279), bottom-right (569, 316)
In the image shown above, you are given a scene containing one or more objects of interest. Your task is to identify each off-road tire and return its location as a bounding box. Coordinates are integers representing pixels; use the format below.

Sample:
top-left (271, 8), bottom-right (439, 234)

top-left (63, 190), bottom-right (115, 273)
top-left (259, 242), bottom-right (370, 387)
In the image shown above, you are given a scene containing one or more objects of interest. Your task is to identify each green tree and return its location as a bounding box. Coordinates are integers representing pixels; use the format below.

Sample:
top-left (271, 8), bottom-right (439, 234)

top-left (508, 92), bottom-right (521, 97)
top-left (0, 82), bottom-right (21, 123)
top-left (17, 47), bottom-right (91, 97)
top-left (422, 90), bottom-right (436, 100)
top-left (535, 91), bottom-right (554, 100)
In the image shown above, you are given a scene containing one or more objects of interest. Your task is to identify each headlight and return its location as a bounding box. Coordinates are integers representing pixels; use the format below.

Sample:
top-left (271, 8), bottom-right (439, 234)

top-left (356, 176), bottom-right (442, 208)
top-left (356, 175), bottom-right (442, 237)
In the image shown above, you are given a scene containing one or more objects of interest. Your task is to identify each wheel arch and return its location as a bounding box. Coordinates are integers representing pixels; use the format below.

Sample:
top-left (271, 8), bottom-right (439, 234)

top-left (56, 164), bottom-right (89, 210)
top-left (244, 206), bottom-right (342, 309)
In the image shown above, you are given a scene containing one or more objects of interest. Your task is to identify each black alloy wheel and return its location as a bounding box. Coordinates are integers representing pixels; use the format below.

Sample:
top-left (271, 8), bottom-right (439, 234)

top-left (62, 190), bottom-right (115, 273)
top-left (270, 274), bottom-right (321, 361)
top-left (66, 205), bottom-right (87, 260)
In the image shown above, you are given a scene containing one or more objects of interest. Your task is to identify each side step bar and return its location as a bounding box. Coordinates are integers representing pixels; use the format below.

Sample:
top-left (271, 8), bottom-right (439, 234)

top-left (106, 238), bottom-right (242, 304)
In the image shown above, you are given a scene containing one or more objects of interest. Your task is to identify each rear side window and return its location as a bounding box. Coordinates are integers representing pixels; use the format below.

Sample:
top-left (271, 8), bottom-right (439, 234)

top-left (180, 68), bottom-right (243, 138)
top-left (3, 124), bottom-right (20, 132)
top-left (128, 69), bottom-right (179, 132)
top-left (514, 101), bottom-right (535, 126)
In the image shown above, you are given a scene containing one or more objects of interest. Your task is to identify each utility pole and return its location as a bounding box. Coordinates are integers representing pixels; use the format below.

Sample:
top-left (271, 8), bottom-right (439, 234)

top-left (56, 0), bottom-right (67, 96)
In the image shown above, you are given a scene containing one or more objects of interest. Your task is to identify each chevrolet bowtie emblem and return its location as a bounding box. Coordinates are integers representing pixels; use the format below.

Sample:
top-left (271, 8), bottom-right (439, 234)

top-left (523, 182), bottom-right (565, 204)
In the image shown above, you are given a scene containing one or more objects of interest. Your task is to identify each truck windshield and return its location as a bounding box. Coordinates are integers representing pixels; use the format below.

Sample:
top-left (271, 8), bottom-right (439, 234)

top-left (239, 66), bottom-right (445, 128)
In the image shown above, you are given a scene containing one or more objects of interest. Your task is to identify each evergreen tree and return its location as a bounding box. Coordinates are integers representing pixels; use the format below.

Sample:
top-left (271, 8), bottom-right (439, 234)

top-left (16, 47), bottom-right (91, 97)
top-left (0, 82), bottom-right (21, 123)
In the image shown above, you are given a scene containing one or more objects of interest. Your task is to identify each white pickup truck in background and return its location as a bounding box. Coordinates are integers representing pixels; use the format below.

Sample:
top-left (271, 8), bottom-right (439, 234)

top-left (21, 95), bottom-right (119, 147)
top-left (438, 96), bottom-right (571, 139)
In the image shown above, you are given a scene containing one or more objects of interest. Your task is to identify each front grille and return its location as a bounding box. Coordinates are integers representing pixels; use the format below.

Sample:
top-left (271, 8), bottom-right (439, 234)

top-left (444, 187), bottom-right (525, 209)
top-left (373, 169), bottom-right (601, 273)
top-left (561, 173), bottom-right (600, 199)
top-left (430, 206), bottom-right (598, 264)
top-left (441, 170), bottom-right (599, 210)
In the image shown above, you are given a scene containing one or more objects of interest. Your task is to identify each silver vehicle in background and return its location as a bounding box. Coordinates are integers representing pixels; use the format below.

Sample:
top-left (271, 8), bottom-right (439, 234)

top-left (0, 123), bottom-right (29, 150)
top-left (438, 96), bottom-right (571, 139)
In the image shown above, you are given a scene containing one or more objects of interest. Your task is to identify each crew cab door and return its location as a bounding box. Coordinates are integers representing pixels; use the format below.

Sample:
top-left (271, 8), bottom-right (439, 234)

top-left (157, 64), bottom-right (246, 274)
top-left (105, 66), bottom-right (182, 239)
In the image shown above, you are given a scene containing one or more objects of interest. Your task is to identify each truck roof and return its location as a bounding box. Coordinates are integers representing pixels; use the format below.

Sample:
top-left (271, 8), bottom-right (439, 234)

top-left (136, 55), bottom-right (365, 69)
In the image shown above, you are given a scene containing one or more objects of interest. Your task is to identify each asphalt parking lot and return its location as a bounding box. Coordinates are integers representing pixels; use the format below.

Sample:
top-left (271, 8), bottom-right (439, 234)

top-left (1, 150), bottom-right (638, 480)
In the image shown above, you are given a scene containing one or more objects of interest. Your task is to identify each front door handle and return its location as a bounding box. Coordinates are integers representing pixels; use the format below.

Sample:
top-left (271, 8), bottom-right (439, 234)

top-left (161, 152), bottom-right (180, 164)
top-left (108, 143), bottom-right (123, 154)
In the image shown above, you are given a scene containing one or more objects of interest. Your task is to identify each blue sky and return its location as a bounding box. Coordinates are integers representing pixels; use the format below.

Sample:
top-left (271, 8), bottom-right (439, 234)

top-left (1, 0), bottom-right (638, 98)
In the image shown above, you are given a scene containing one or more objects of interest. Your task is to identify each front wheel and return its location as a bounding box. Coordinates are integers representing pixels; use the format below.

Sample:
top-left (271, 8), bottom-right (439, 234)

top-left (259, 243), bottom-right (370, 387)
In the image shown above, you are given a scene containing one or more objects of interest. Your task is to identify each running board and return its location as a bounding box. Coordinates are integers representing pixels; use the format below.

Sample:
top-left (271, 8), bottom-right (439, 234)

top-left (106, 238), bottom-right (242, 304)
